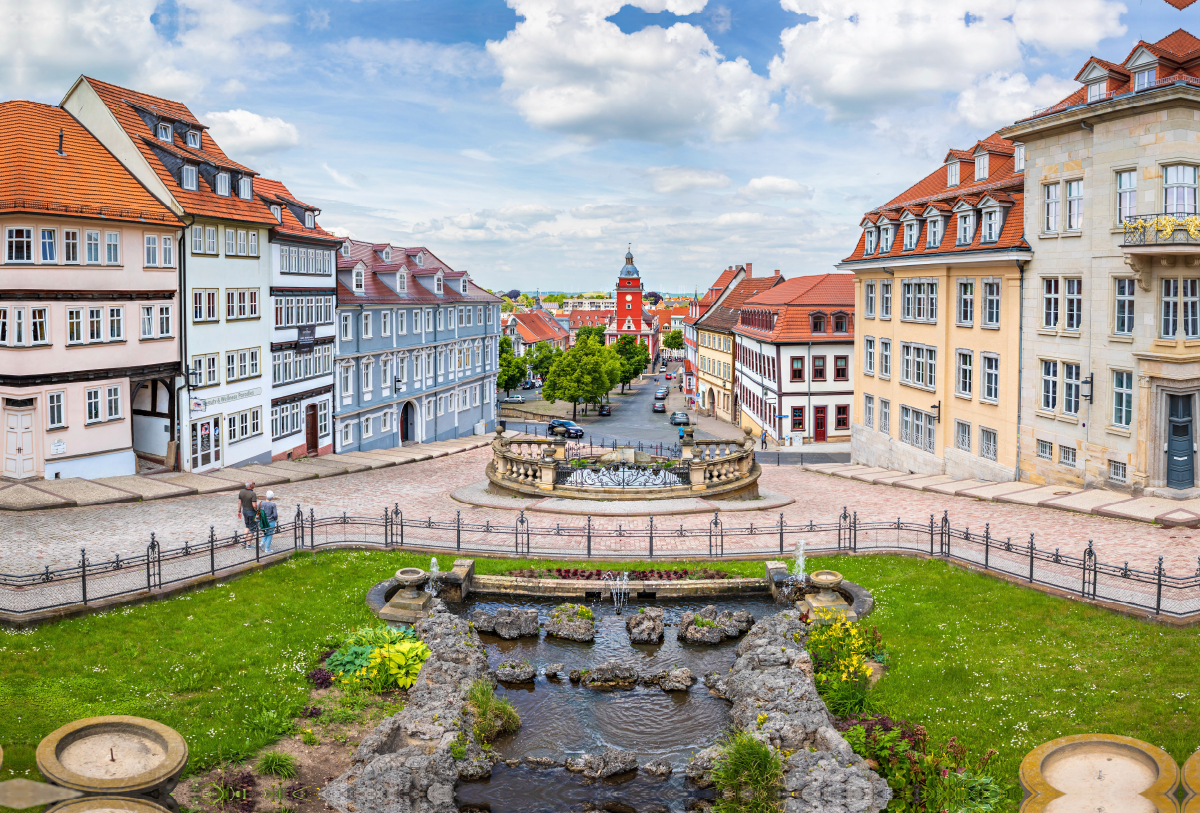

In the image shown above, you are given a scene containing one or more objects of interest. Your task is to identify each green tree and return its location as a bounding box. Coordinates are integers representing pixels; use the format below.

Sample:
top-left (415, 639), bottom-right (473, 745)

top-left (543, 337), bottom-right (616, 421)
top-left (575, 325), bottom-right (605, 345)
top-left (528, 341), bottom-right (561, 380)
top-left (663, 329), bottom-right (684, 351)
top-left (497, 336), bottom-right (527, 396)
top-left (612, 335), bottom-right (651, 393)
top-left (517, 293), bottom-right (533, 308)
top-left (500, 297), bottom-right (515, 313)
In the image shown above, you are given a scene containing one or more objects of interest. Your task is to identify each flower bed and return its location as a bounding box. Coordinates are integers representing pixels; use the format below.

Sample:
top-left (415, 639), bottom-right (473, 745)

top-left (310, 624), bottom-right (432, 693)
top-left (503, 566), bottom-right (732, 581)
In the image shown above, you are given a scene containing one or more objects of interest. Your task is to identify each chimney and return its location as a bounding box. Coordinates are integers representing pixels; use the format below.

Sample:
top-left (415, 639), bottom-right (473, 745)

top-left (774, 269), bottom-right (780, 277)
top-left (745, 263), bottom-right (752, 276)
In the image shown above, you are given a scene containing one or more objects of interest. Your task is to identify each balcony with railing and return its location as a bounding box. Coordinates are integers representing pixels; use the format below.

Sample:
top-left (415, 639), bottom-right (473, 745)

top-left (1121, 213), bottom-right (1200, 249)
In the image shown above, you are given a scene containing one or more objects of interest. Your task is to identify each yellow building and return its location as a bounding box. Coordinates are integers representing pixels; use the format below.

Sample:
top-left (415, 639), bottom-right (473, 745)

top-left (694, 273), bottom-right (784, 422)
top-left (839, 133), bottom-right (1030, 480)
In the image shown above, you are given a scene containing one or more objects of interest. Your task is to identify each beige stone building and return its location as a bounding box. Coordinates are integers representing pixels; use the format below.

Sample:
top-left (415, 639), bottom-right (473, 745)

top-left (1001, 29), bottom-right (1200, 496)
top-left (840, 134), bottom-right (1029, 481)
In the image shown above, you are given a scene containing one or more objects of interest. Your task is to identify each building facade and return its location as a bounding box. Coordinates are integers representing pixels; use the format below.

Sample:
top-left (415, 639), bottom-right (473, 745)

top-left (840, 133), bottom-right (1029, 481)
top-left (503, 307), bottom-right (570, 356)
top-left (1002, 29), bottom-right (1200, 495)
top-left (64, 76), bottom-right (282, 474)
top-left (334, 241), bottom-right (501, 451)
top-left (734, 274), bottom-right (855, 445)
top-left (606, 250), bottom-right (660, 358)
top-left (683, 265), bottom-right (746, 408)
top-left (0, 101), bottom-right (183, 480)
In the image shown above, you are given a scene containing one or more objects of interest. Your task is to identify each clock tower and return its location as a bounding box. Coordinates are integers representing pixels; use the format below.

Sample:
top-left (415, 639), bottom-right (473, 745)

top-left (616, 247), bottom-right (643, 333)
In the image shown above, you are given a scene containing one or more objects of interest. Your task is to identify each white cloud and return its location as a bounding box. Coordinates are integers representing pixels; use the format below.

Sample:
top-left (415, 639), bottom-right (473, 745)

top-left (337, 37), bottom-right (493, 78)
top-left (955, 72), bottom-right (1078, 129)
top-left (769, 0), bottom-right (1125, 120)
top-left (494, 204), bottom-right (561, 224)
top-left (204, 109), bottom-right (300, 157)
top-left (306, 8), bottom-right (330, 31)
top-left (709, 5), bottom-right (731, 34)
top-left (487, 0), bottom-right (776, 143)
top-left (737, 176), bottom-right (811, 201)
top-left (461, 148), bottom-right (497, 162)
top-left (646, 166), bottom-right (731, 194)
top-left (323, 163), bottom-right (358, 189)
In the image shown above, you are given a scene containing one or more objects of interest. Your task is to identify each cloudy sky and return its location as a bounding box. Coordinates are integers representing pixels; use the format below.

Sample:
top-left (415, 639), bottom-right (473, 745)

top-left (0, 0), bottom-right (1191, 293)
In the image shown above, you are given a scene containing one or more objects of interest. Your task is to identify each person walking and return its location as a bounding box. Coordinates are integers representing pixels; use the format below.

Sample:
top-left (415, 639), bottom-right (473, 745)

top-left (259, 491), bottom-right (278, 553)
top-left (761, 433), bottom-right (768, 451)
top-left (237, 481), bottom-right (258, 549)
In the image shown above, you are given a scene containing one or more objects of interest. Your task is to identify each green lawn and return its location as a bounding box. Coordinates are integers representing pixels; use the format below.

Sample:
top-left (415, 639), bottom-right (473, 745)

top-left (2, 549), bottom-right (1198, 812)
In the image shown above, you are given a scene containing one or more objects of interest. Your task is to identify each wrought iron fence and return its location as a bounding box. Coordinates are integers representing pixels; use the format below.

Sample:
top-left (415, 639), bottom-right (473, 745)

top-left (1121, 213), bottom-right (1200, 246)
top-left (3, 506), bottom-right (1199, 621)
top-left (553, 462), bottom-right (690, 488)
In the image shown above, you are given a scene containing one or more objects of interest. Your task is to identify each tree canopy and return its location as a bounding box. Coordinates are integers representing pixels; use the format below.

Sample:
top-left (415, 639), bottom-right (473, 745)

top-left (527, 341), bottom-right (561, 380)
top-left (497, 336), bottom-right (527, 395)
top-left (612, 334), bottom-right (650, 393)
top-left (574, 325), bottom-right (605, 345)
top-left (663, 329), bottom-right (684, 351)
top-left (542, 336), bottom-right (620, 420)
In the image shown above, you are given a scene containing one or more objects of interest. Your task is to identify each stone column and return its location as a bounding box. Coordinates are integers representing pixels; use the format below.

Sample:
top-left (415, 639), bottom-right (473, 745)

top-left (1133, 373), bottom-right (1153, 491)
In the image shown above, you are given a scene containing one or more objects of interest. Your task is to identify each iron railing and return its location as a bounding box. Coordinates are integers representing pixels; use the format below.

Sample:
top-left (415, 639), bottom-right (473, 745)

top-left (3, 507), bottom-right (1198, 621)
top-left (1122, 213), bottom-right (1200, 246)
top-left (553, 462), bottom-right (690, 488)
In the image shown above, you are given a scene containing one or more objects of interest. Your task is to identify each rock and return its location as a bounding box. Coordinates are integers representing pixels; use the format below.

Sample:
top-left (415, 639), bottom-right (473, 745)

top-left (569, 669), bottom-right (583, 683)
top-left (582, 660), bottom-right (638, 690)
top-left (470, 609), bottom-right (495, 633)
top-left (525, 756), bottom-right (561, 768)
top-left (471, 608), bottom-right (539, 639)
top-left (545, 603), bottom-right (596, 642)
top-left (642, 759), bottom-right (673, 776)
top-left (322, 749), bottom-right (459, 813)
top-left (563, 748), bottom-right (639, 779)
top-left (714, 609), bottom-right (754, 638)
top-left (783, 746), bottom-right (892, 813)
top-left (685, 745), bottom-right (722, 788)
top-left (457, 755), bottom-right (492, 780)
top-left (544, 662), bottom-right (565, 678)
top-left (496, 661), bottom-right (536, 683)
top-left (679, 610), bottom-right (724, 644)
top-left (626, 606), bottom-right (665, 643)
top-left (503, 759), bottom-right (521, 768)
top-left (659, 667), bottom-right (696, 692)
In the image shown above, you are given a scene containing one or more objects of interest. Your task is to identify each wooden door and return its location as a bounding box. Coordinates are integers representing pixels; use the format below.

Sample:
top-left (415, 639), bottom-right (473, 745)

top-left (3, 410), bottom-right (35, 478)
top-left (814, 406), bottom-right (827, 442)
top-left (305, 404), bottom-right (319, 456)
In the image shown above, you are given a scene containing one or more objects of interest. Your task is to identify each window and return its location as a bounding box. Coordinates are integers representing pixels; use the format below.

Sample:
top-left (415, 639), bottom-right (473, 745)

top-left (790, 357), bottom-right (804, 381)
top-left (382, 311), bottom-right (391, 336)
top-left (956, 213), bottom-right (974, 245)
top-left (238, 177), bottom-right (252, 199)
top-left (1037, 439), bottom-right (1053, 460)
top-left (833, 313), bottom-right (847, 333)
top-left (190, 353), bottom-right (219, 386)
top-left (305, 211), bottom-right (315, 229)
top-left (186, 129), bottom-right (200, 148)
top-left (1163, 278), bottom-right (1180, 338)
top-left (975, 153), bottom-right (988, 181)
top-left (13, 308), bottom-right (23, 345)
top-left (1184, 279), bottom-right (1200, 339)
top-left (236, 230), bottom-right (247, 255)
top-left (791, 406), bottom-right (804, 431)
top-left (1110, 459), bottom-right (1128, 483)
top-left (108, 307), bottom-right (123, 340)
top-left (956, 351), bottom-right (972, 397)
top-left (106, 385), bottom-right (121, 419)
top-left (1112, 371), bottom-right (1133, 427)
top-left (1044, 183), bottom-right (1060, 232)
top-left (1117, 170), bottom-right (1136, 223)
top-left (40, 229), bottom-right (56, 263)
top-left (1165, 165), bottom-right (1198, 215)
top-left (900, 406), bottom-right (936, 453)
top-left (158, 305), bottom-right (171, 336)
top-left (957, 281), bottom-right (974, 326)
top-left (162, 236), bottom-right (173, 267)
top-left (62, 229), bottom-right (79, 264)
top-left (362, 359), bottom-right (373, 394)
top-left (879, 339), bottom-right (891, 378)
top-left (216, 172), bottom-right (230, 196)
top-left (982, 210), bottom-right (998, 242)
top-left (270, 205), bottom-right (282, 222)
top-left (86, 231), bottom-right (100, 263)
top-left (865, 282), bottom-right (875, 318)
top-left (812, 356), bottom-right (826, 381)
top-left (900, 343), bottom-right (936, 389)
top-left (1014, 144), bottom-right (1025, 173)
top-left (67, 309), bottom-right (82, 343)
top-left (864, 229), bottom-right (876, 255)
top-left (141, 306), bottom-right (154, 338)
top-left (144, 235), bottom-right (158, 267)
top-left (192, 288), bottom-right (219, 322)
top-left (811, 314), bottom-right (825, 333)
top-left (1041, 360), bottom-right (1058, 411)
top-left (361, 311), bottom-right (372, 338)
top-left (205, 226), bottom-right (217, 254)
top-left (225, 228), bottom-right (236, 255)
top-left (182, 165), bottom-right (198, 190)
top-left (225, 288), bottom-right (258, 319)
top-left (29, 308), bottom-right (47, 345)
top-left (864, 394), bottom-right (874, 429)
top-left (926, 216), bottom-right (943, 247)
top-left (340, 313), bottom-right (352, 341)
top-left (341, 422), bottom-right (353, 445)
top-left (879, 399), bottom-right (890, 435)
top-left (947, 161), bottom-right (959, 186)
top-left (980, 427), bottom-right (997, 461)
top-left (6, 227), bottom-right (31, 262)
top-left (1064, 278), bottom-right (1082, 331)
top-left (880, 225), bottom-right (893, 252)
top-left (1087, 82), bottom-right (1103, 102)
top-left (1135, 68), bottom-right (1155, 91)
top-left (353, 268), bottom-right (364, 291)
top-left (900, 280), bottom-right (937, 323)
top-left (1115, 278), bottom-right (1135, 335)
top-left (157, 122), bottom-right (172, 141)
top-left (1043, 278), bottom-right (1059, 328)
top-left (834, 356), bottom-right (848, 381)
top-left (48, 391), bottom-right (65, 428)
top-left (955, 420), bottom-right (971, 452)
top-left (86, 388), bottom-right (101, 423)
top-left (983, 281), bottom-right (1000, 327)
top-left (102, 231), bottom-right (119, 264)
top-left (982, 354), bottom-right (999, 403)
top-left (835, 405), bottom-right (849, 430)
top-left (317, 401), bottom-right (329, 436)
top-left (1063, 363), bottom-right (1080, 415)
top-left (1065, 180), bottom-right (1082, 230)
top-left (881, 281), bottom-right (892, 318)
top-left (864, 338), bottom-right (875, 375)
top-left (903, 221), bottom-right (918, 250)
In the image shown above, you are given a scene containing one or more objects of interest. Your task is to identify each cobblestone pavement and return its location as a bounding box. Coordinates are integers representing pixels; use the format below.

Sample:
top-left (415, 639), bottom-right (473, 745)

top-left (2, 447), bottom-right (1194, 577)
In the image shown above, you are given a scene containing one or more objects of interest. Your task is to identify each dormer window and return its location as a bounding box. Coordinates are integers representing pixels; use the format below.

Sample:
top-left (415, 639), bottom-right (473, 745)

top-left (157, 122), bottom-right (172, 142)
top-left (1135, 68), bottom-right (1155, 91)
top-left (435, 275), bottom-right (443, 294)
top-left (417, 251), bottom-right (425, 267)
top-left (181, 165), bottom-right (198, 191)
top-left (397, 272), bottom-right (406, 292)
top-left (974, 154), bottom-right (988, 181)
top-left (926, 216), bottom-right (943, 248)
top-left (270, 205), bottom-right (281, 222)
top-left (238, 177), bottom-right (252, 200)
top-left (957, 213), bottom-right (975, 245)
top-left (947, 162), bottom-right (960, 187)
top-left (903, 221), bottom-right (918, 250)
top-left (383, 247), bottom-right (391, 261)
top-left (341, 242), bottom-right (350, 257)
top-left (982, 209), bottom-right (999, 242)
top-left (1087, 82), bottom-right (1104, 102)
top-left (812, 314), bottom-right (826, 333)
top-left (216, 172), bottom-right (230, 196)
top-left (461, 279), bottom-right (469, 294)
top-left (864, 228), bottom-right (876, 255)
top-left (304, 211), bottom-right (314, 229)
top-left (186, 130), bottom-right (201, 149)
top-left (880, 225), bottom-right (893, 252)
top-left (833, 313), bottom-right (847, 333)
top-left (1014, 144), bottom-right (1025, 173)
top-left (353, 268), bottom-right (364, 291)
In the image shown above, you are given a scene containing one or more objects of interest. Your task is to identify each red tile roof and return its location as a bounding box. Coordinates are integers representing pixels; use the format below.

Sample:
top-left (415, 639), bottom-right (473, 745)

top-left (337, 238), bottom-right (500, 306)
top-left (684, 266), bottom-right (745, 326)
top-left (510, 310), bottom-right (569, 344)
top-left (0, 100), bottom-right (180, 225)
top-left (255, 177), bottom-right (341, 245)
top-left (80, 77), bottom-right (278, 226)
top-left (735, 274), bottom-right (855, 344)
top-left (695, 275), bottom-right (786, 332)
top-left (569, 310), bottom-right (614, 329)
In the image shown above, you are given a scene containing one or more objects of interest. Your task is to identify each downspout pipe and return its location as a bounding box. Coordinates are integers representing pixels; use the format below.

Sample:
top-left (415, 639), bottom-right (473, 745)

top-left (1015, 259), bottom-right (1027, 482)
top-left (177, 215), bottom-right (196, 471)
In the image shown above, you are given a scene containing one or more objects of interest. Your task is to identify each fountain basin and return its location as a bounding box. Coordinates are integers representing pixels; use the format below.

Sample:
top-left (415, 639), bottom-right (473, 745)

top-left (378, 567), bottom-right (433, 626)
top-left (36, 717), bottom-right (187, 798)
top-left (1019, 733), bottom-right (1179, 813)
top-left (796, 569), bottom-right (859, 622)
top-left (47, 796), bottom-right (173, 813)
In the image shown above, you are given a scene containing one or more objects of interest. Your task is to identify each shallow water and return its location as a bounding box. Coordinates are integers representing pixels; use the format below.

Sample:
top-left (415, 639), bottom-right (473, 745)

top-left (455, 763), bottom-right (715, 813)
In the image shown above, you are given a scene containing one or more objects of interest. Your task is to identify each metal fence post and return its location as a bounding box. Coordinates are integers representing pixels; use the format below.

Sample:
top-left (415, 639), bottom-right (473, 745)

top-left (983, 524), bottom-right (990, 570)
top-left (295, 504), bottom-right (303, 549)
top-left (457, 510), bottom-right (462, 552)
top-left (852, 511), bottom-right (858, 553)
top-left (146, 539), bottom-right (155, 592)
top-left (778, 512), bottom-right (784, 555)
top-left (941, 511), bottom-right (949, 556)
top-left (397, 503), bottom-right (404, 548)
top-left (1029, 534), bottom-right (1035, 582)
top-left (929, 514), bottom-right (935, 555)
top-left (80, 548), bottom-right (88, 605)
top-left (649, 515), bottom-right (654, 558)
top-left (1156, 556), bottom-right (1164, 615)
top-left (587, 515), bottom-right (592, 558)
top-left (210, 526), bottom-right (216, 575)
top-left (1082, 541), bottom-right (1094, 598)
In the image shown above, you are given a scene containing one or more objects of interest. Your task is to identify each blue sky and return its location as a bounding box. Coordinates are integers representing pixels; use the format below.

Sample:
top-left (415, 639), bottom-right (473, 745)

top-left (2, 0), bottom-right (1196, 293)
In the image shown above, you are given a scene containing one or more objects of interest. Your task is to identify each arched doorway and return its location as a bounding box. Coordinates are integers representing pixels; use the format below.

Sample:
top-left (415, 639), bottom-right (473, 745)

top-left (400, 401), bottom-right (416, 445)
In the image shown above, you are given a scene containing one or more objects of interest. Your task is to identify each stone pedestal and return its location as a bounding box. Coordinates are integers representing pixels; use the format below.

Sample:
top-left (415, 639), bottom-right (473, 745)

top-left (798, 570), bottom-right (857, 622)
top-left (378, 568), bottom-right (432, 626)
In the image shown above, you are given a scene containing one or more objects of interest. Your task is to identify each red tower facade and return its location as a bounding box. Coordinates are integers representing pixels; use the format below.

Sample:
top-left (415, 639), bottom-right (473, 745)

top-left (606, 247), bottom-right (659, 358)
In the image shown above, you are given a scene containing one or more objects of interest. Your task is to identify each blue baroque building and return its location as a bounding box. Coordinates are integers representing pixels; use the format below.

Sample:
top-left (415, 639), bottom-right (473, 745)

top-left (333, 240), bottom-right (502, 451)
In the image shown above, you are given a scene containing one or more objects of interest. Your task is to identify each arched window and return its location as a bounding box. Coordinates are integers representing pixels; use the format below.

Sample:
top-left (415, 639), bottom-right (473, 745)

top-left (353, 268), bottom-right (364, 291)
top-left (833, 313), bottom-right (848, 333)
top-left (812, 313), bottom-right (826, 333)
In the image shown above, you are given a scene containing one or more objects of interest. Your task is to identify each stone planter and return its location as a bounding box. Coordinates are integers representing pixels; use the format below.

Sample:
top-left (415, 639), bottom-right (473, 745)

top-left (37, 716), bottom-right (188, 800)
top-left (1019, 733), bottom-right (1179, 813)
top-left (47, 796), bottom-right (173, 813)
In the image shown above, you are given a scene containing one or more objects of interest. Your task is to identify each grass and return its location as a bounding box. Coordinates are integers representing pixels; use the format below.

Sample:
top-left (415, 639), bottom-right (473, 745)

top-left (255, 750), bottom-right (297, 778)
top-left (710, 730), bottom-right (783, 813)
top-left (466, 678), bottom-right (521, 743)
top-left (3, 548), bottom-right (1200, 811)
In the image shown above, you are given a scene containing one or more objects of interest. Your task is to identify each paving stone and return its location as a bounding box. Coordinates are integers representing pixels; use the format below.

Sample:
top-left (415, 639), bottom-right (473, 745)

top-left (993, 484), bottom-right (1080, 506)
top-left (203, 467), bottom-right (292, 487)
top-left (329, 453), bottom-right (397, 470)
top-left (1040, 490), bottom-right (1131, 514)
top-left (800, 463), bottom-right (846, 472)
top-left (923, 478), bottom-right (996, 496)
top-left (869, 471), bottom-right (921, 484)
top-left (847, 467), bottom-right (891, 481)
top-left (957, 481), bottom-right (1041, 501)
top-left (895, 475), bottom-right (954, 490)
top-left (94, 475), bottom-right (195, 501)
top-left (1097, 497), bottom-right (1191, 523)
top-left (241, 463), bottom-right (310, 482)
top-left (147, 473), bottom-right (241, 494)
top-left (0, 484), bottom-right (74, 510)
top-left (1155, 509), bottom-right (1200, 528)
top-left (31, 477), bottom-right (138, 505)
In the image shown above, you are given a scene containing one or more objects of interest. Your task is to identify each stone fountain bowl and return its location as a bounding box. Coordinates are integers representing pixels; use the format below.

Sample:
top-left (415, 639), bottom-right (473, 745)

top-left (394, 567), bottom-right (428, 589)
top-left (37, 716), bottom-right (188, 797)
top-left (1019, 733), bottom-right (1179, 813)
top-left (808, 570), bottom-right (844, 591)
top-left (47, 796), bottom-right (174, 813)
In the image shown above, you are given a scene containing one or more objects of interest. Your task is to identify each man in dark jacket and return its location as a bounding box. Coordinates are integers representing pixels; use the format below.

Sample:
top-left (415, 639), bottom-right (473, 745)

top-left (237, 482), bottom-right (257, 548)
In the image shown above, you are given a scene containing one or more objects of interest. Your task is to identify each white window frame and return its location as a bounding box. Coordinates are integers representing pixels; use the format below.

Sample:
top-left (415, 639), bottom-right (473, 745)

top-left (957, 280), bottom-right (974, 327)
top-left (880, 281), bottom-right (892, 319)
top-left (878, 338), bottom-right (891, 379)
top-left (974, 153), bottom-right (988, 181)
top-left (216, 172), bottom-right (230, 197)
top-left (1112, 370), bottom-right (1133, 428)
top-left (955, 350), bottom-right (972, 398)
top-left (182, 165), bottom-right (198, 191)
top-left (1060, 443), bottom-right (1077, 468)
top-left (864, 282), bottom-right (875, 318)
top-left (1135, 68), bottom-right (1155, 91)
top-left (1117, 170), bottom-right (1136, 223)
top-left (1043, 278), bottom-right (1059, 329)
top-left (1065, 278), bottom-right (1083, 332)
top-left (864, 337), bottom-right (875, 375)
top-left (1165, 164), bottom-right (1198, 216)
top-left (1066, 180), bottom-right (1083, 231)
top-left (1040, 359), bottom-right (1058, 412)
top-left (947, 161), bottom-right (959, 187)
top-left (982, 353), bottom-right (999, 404)
top-left (1115, 278), bottom-right (1135, 335)
top-left (1044, 183), bottom-right (1060, 233)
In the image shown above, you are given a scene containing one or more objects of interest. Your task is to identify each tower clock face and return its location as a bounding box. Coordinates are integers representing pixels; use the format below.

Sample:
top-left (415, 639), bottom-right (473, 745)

top-left (625, 294), bottom-right (632, 301)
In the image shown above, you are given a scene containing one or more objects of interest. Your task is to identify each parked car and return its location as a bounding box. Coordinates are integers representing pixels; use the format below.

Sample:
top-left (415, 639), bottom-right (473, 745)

top-left (670, 411), bottom-right (689, 426)
top-left (548, 419), bottom-right (585, 438)
top-left (501, 395), bottom-right (526, 404)
top-left (597, 404), bottom-right (612, 417)
top-left (655, 389), bottom-right (668, 400)
top-left (652, 402), bottom-right (667, 413)
top-left (664, 373), bottom-right (673, 380)
top-left (520, 380), bottom-right (537, 390)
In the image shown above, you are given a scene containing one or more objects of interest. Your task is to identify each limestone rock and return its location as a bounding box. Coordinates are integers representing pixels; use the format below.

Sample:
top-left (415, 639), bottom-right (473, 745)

top-left (471, 608), bottom-right (539, 639)
top-left (659, 667), bottom-right (696, 692)
top-left (496, 661), bottom-right (536, 683)
top-left (626, 606), bottom-right (665, 643)
top-left (321, 748), bottom-right (458, 813)
top-left (568, 669), bottom-right (583, 683)
top-left (544, 603), bottom-right (596, 642)
top-left (783, 745), bottom-right (892, 813)
top-left (544, 662), bottom-right (565, 678)
top-left (563, 748), bottom-right (638, 779)
top-left (685, 745), bottom-right (722, 788)
top-left (582, 660), bottom-right (638, 689)
top-left (525, 756), bottom-right (561, 768)
top-left (642, 759), bottom-right (673, 776)
top-left (679, 609), bottom-right (723, 644)
top-left (470, 609), bottom-right (495, 633)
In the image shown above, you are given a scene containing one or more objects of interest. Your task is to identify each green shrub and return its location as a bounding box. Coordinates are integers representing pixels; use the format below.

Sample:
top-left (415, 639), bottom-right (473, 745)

top-left (693, 616), bottom-right (717, 629)
top-left (550, 603), bottom-right (593, 623)
top-left (256, 751), bottom-right (297, 779)
top-left (449, 731), bottom-right (469, 760)
top-left (709, 730), bottom-right (783, 813)
top-left (341, 624), bottom-right (416, 649)
top-left (466, 679), bottom-right (521, 742)
top-left (325, 645), bottom-right (373, 678)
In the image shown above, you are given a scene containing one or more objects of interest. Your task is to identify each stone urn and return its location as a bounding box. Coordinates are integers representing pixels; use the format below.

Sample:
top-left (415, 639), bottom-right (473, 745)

top-left (378, 567), bottom-right (433, 626)
top-left (798, 569), bottom-right (857, 622)
top-left (36, 716), bottom-right (188, 800)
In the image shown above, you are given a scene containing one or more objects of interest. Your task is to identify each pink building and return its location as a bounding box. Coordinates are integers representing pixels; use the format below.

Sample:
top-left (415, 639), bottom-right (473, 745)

top-left (0, 101), bottom-right (183, 480)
